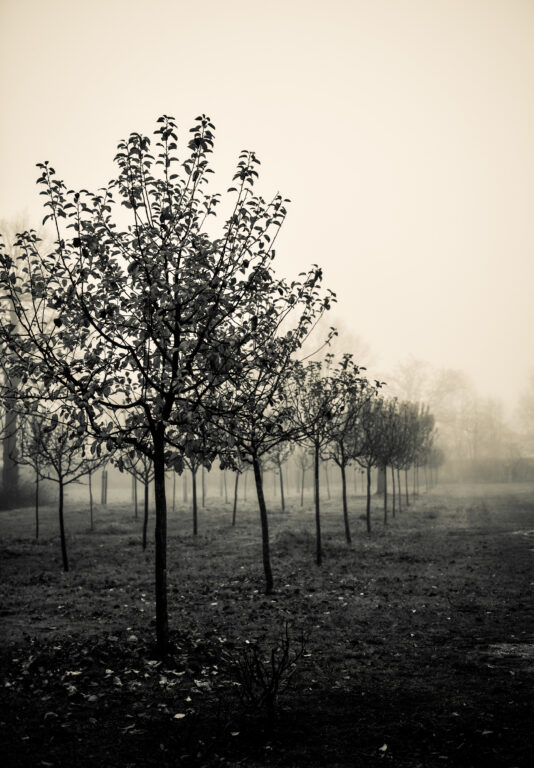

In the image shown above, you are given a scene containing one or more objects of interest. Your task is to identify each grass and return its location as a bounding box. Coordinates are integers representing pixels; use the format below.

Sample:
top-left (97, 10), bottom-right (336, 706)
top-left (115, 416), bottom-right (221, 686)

top-left (1, 482), bottom-right (534, 767)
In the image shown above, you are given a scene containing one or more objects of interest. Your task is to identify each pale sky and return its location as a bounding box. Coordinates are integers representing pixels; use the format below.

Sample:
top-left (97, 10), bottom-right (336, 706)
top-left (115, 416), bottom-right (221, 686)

top-left (1, 0), bottom-right (533, 413)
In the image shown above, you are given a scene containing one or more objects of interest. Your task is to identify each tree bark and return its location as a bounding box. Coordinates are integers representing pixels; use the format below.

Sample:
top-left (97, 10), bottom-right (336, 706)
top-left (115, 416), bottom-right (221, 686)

top-left (314, 445), bottom-right (322, 566)
top-left (405, 468), bottom-right (410, 506)
top-left (35, 471), bottom-right (39, 541)
top-left (340, 462), bottom-right (351, 544)
top-left (383, 465), bottom-right (388, 525)
top-left (153, 429), bottom-right (169, 657)
top-left (2, 399), bottom-right (18, 507)
top-left (279, 461), bottom-right (285, 511)
top-left (300, 468), bottom-right (305, 507)
top-left (58, 477), bottom-right (69, 572)
top-left (192, 467), bottom-right (198, 536)
top-left (391, 466), bottom-right (396, 518)
top-left (89, 470), bottom-right (94, 531)
top-left (232, 471), bottom-right (239, 526)
top-left (252, 454), bottom-right (274, 594)
top-left (366, 465), bottom-right (372, 533)
top-left (142, 478), bottom-right (149, 550)
top-left (397, 468), bottom-right (402, 513)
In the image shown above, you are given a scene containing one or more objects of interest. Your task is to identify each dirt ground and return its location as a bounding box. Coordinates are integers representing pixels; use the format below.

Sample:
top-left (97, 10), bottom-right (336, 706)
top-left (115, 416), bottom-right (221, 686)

top-left (1, 482), bottom-right (533, 767)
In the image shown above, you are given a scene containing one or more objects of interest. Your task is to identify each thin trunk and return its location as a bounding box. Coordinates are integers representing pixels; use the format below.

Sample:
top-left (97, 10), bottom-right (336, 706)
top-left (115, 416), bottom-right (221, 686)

top-left (252, 455), bottom-right (274, 595)
top-left (183, 471), bottom-right (188, 503)
top-left (341, 462), bottom-right (351, 544)
top-left (35, 471), bottom-right (39, 541)
top-left (232, 472), bottom-right (239, 526)
top-left (2, 400), bottom-right (18, 506)
top-left (58, 477), bottom-right (68, 572)
top-left (383, 466), bottom-right (388, 525)
top-left (391, 466), bottom-right (396, 518)
top-left (405, 469), bottom-right (410, 506)
top-left (300, 468), bottom-right (305, 506)
top-left (244, 469), bottom-right (248, 501)
top-left (142, 479), bottom-right (149, 550)
top-left (273, 469), bottom-right (277, 498)
top-left (366, 466), bottom-right (372, 533)
top-left (314, 445), bottom-right (322, 566)
top-left (101, 468), bottom-right (108, 505)
top-left (153, 430), bottom-right (169, 657)
top-left (413, 465), bottom-right (417, 497)
top-left (89, 470), bottom-right (94, 531)
top-left (279, 462), bottom-right (285, 512)
top-left (192, 468), bottom-right (198, 536)
top-left (397, 468), bottom-right (402, 513)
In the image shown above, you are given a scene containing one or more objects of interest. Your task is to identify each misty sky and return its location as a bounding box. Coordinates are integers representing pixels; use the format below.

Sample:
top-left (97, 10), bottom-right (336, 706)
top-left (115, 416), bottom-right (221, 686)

top-left (1, 0), bottom-right (533, 414)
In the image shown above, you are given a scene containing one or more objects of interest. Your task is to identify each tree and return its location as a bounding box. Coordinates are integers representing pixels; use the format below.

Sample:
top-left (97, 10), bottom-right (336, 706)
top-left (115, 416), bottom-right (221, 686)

top-left (265, 441), bottom-right (293, 512)
top-left (288, 358), bottom-right (342, 565)
top-left (0, 115), bottom-right (310, 655)
top-left (17, 413), bottom-right (100, 571)
top-left (119, 449), bottom-right (154, 549)
top-left (324, 355), bottom-right (372, 543)
top-left (211, 270), bottom-right (335, 592)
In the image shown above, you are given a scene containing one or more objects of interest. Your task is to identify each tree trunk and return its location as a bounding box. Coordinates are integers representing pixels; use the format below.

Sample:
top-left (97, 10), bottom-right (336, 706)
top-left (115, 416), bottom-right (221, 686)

top-left (376, 466), bottom-right (385, 495)
top-left (89, 470), bottom-right (94, 531)
top-left (153, 430), bottom-right (169, 657)
top-left (314, 445), bottom-right (322, 566)
top-left (142, 478), bottom-right (149, 550)
top-left (35, 471), bottom-right (39, 541)
top-left (133, 476), bottom-right (138, 520)
top-left (279, 461), bottom-right (285, 511)
top-left (391, 466), bottom-right (396, 518)
top-left (183, 471), bottom-right (188, 503)
top-left (300, 468), bottom-right (305, 507)
top-left (405, 468), bottom-right (410, 506)
top-left (101, 467), bottom-right (108, 505)
top-left (232, 472), bottom-right (239, 526)
top-left (397, 468), bottom-right (402, 513)
top-left (383, 466), bottom-right (388, 525)
top-left (58, 477), bottom-right (69, 572)
top-left (252, 455), bottom-right (274, 595)
top-left (340, 462), bottom-right (351, 544)
top-left (2, 400), bottom-right (18, 507)
top-left (366, 465), bottom-right (372, 533)
top-left (192, 468), bottom-right (198, 536)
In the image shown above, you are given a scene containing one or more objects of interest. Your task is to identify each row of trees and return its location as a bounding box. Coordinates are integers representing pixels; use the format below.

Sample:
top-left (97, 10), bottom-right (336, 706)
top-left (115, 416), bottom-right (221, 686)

top-left (0, 115), bottom-right (438, 655)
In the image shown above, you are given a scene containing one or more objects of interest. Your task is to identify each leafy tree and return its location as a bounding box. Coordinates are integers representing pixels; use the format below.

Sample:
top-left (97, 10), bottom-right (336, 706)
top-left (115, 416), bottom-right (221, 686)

top-left (119, 449), bottom-right (154, 549)
top-left (354, 396), bottom-right (388, 533)
top-left (295, 447), bottom-right (314, 507)
top-left (324, 355), bottom-right (372, 543)
top-left (265, 441), bottom-right (293, 512)
top-left (288, 358), bottom-right (341, 565)
top-left (0, 115), bottom-right (305, 654)
top-left (17, 413), bottom-right (100, 571)
top-left (210, 270), bottom-right (335, 592)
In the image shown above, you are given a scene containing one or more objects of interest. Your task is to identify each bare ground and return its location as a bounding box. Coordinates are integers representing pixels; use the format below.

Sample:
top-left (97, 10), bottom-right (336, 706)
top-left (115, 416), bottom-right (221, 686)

top-left (1, 482), bottom-right (533, 767)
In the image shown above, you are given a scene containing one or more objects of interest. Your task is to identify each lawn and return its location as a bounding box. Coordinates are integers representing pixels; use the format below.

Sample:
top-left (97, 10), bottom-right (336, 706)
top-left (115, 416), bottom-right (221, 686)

top-left (1, 482), bottom-right (534, 767)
